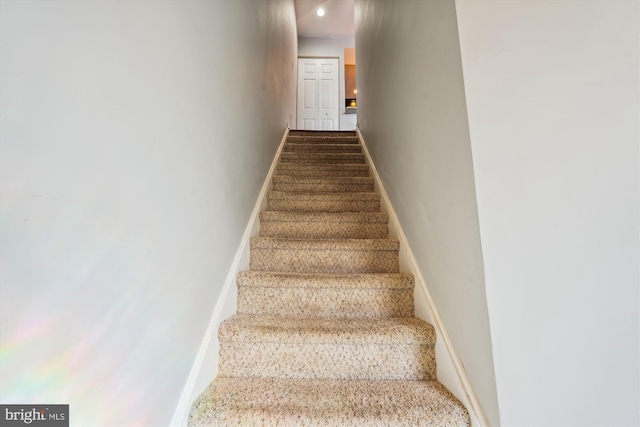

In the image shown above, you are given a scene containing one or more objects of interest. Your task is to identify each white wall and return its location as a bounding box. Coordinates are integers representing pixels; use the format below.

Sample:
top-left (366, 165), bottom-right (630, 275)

top-left (456, 1), bottom-right (639, 425)
top-left (355, 0), bottom-right (499, 425)
top-left (298, 36), bottom-right (356, 115)
top-left (0, 1), bottom-right (297, 426)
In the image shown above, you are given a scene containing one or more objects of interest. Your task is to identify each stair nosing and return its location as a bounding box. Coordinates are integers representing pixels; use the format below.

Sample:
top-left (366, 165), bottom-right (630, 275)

top-left (267, 191), bottom-right (380, 199)
top-left (189, 377), bottom-right (470, 427)
top-left (272, 175), bottom-right (374, 182)
top-left (237, 271), bottom-right (414, 289)
top-left (219, 314), bottom-right (436, 345)
top-left (259, 211), bottom-right (388, 223)
top-left (250, 236), bottom-right (400, 251)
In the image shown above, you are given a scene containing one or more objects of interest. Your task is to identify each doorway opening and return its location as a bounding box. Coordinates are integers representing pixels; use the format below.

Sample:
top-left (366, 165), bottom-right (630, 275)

top-left (343, 47), bottom-right (357, 130)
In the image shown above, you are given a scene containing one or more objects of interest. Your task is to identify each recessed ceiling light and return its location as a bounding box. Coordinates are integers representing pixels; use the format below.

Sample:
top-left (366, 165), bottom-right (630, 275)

top-left (316, 8), bottom-right (325, 17)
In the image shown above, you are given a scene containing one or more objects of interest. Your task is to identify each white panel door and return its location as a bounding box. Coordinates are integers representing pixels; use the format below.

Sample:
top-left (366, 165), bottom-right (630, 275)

top-left (297, 58), bottom-right (339, 130)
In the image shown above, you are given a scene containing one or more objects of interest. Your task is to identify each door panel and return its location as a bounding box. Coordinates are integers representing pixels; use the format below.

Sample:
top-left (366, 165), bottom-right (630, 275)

top-left (297, 58), bottom-right (339, 130)
top-left (303, 79), bottom-right (316, 109)
top-left (321, 63), bottom-right (334, 73)
top-left (320, 79), bottom-right (333, 109)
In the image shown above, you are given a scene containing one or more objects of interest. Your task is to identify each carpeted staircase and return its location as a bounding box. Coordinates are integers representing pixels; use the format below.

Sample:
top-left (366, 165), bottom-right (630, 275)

top-left (188, 130), bottom-right (470, 426)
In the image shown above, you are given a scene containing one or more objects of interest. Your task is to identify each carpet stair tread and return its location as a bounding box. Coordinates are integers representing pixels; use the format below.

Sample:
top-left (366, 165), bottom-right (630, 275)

top-left (283, 143), bottom-right (362, 153)
top-left (260, 211), bottom-right (388, 223)
top-left (249, 237), bottom-right (400, 273)
top-left (218, 315), bottom-right (435, 344)
top-left (217, 316), bottom-right (436, 381)
top-left (237, 271), bottom-right (414, 318)
top-left (273, 175), bottom-right (374, 184)
top-left (250, 236), bottom-right (399, 251)
top-left (238, 291), bottom-right (413, 318)
top-left (237, 271), bottom-right (414, 289)
top-left (272, 176), bottom-right (374, 193)
top-left (286, 136), bottom-right (360, 144)
top-left (259, 211), bottom-right (389, 239)
top-left (267, 191), bottom-right (379, 201)
top-left (237, 287), bottom-right (414, 318)
top-left (237, 272), bottom-right (414, 318)
top-left (277, 162), bottom-right (369, 170)
top-left (267, 191), bottom-right (381, 212)
top-left (277, 163), bottom-right (370, 177)
top-left (287, 133), bottom-right (359, 144)
top-left (289, 130), bottom-right (357, 136)
top-left (189, 377), bottom-right (470, 427)
top-left (280, 152), bottom-right (365, 164)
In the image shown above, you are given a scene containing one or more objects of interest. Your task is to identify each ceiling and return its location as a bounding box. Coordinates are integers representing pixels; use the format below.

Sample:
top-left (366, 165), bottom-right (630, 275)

top-left (294, 0), bottom-right (355, 38)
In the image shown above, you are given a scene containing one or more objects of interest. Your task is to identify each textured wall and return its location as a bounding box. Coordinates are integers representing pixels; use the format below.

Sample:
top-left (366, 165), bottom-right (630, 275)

top-left (456, 0), bottom-right (639, 425)
top-left (0, 1), bottom-right (297, 426)
top-left (355, 0), bottom-right (499, 424)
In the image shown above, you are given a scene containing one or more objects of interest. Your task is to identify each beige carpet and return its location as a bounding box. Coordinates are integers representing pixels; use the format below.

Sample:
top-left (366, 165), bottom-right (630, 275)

top-left (188, 130), bottom-right (470, 426)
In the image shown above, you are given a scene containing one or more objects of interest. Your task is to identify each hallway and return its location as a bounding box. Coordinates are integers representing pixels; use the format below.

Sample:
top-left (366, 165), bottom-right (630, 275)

top-left (0, 1), bottom-right (637, 426)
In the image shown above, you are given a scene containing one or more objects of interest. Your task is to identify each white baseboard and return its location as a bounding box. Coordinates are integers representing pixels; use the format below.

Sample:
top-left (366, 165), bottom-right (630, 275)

top-left (356, 129), bottom-right (490, 427)
top-left (170, 128), bottom-right (290, 427)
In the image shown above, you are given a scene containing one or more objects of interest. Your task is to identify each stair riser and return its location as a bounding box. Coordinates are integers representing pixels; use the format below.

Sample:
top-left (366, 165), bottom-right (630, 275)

top-left (250, 248), bottom-right (399, 273)
top-left (218, 342), bottom-right (435, 381)
top-left (267, 197), bottom-right (381, 213)
top-left (237, 271), bottom-right (415, 289)
top-left (272, 181), bottom-right (374, 193)
top-left (289, 131), bottom-right (356, 137)
top-left (277, 167), bottom-right (369, 177)
top-left (283, 144), bottom-right (362, 153)
top-left (237, 287), bottom-right (414, 318)
top-left (189, 377), bottom-right (471, 427)
top-left (259, 221), bottom-right (388, 239)
top-left (190, 378), bottom-right (471, 427)
top-left (287, 136), bottom-right (359, 144)
top-left (280, 153), bottom-right (365, 164)
top-left (277, 169), bottom-right (370, 177)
